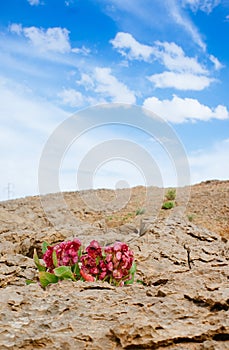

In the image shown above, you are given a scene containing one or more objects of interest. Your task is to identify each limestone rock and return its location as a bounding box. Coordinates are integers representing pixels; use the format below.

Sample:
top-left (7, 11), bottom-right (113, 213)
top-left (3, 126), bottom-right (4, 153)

top-left (0, 184), bottom-right (229, 349)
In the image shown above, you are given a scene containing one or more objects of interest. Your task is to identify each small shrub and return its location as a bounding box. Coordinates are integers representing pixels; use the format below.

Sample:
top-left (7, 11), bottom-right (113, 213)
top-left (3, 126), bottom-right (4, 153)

top-left (187, 214), bottom-right (194, 222)
top-left (135, 208), bottom-right (145, 216)
top-left (162, 201), bottom-right (174, 210)
top-left (165, 188), bottom-right (176, 201)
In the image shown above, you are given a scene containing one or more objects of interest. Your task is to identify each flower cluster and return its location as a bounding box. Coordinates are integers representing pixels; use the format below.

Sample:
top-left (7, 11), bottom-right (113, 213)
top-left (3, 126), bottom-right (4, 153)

top-left (32, 239), bottom-right (136, 288)
top-left (43, 239), bottom-right (81, 272)
top-left (80, 240), bottom-right (134, 286)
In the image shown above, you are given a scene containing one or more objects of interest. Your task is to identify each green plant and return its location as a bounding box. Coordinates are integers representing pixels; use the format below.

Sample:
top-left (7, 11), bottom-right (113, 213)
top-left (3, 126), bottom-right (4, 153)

top-left (187, 214), bottom-right (194, 222)
top-left (162, 201), bottom-right (174, 210)
top-left (165, 188), bottom-right (176, 201)
top-left (135, 208), bottom-right (145, 216)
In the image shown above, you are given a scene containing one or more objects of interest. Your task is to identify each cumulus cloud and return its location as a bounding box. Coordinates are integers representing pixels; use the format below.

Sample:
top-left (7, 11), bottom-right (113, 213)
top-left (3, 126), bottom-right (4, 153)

top-left (58, 89), bottom-right (84, 107)
top-left (111, 34), bottom-right (207, 74)
top-left (8, 24), bottom-right (91, 55)
top-left (60, 68), bottom-right (136, 107)
top-left (153, 41), bottom-right (207, 74)
top-left (182, 0), bottom-right (221, 14)
top-left (111, 32), bottom-right (215, 91)
top-left (110, 32), bottom-right (154, 61)
top-left (143, 95), bottom-right (229, 123)
top-left (93, 67), bottom-right (136, 104)
top-left (148, 71), bottom-right (213, 90)
top-left (22, 26), bottom-right (71, 53)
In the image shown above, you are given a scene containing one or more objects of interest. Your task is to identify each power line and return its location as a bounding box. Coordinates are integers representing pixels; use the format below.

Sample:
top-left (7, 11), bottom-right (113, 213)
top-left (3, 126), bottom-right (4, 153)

top-left (4, 183), bottom-right (14, 200)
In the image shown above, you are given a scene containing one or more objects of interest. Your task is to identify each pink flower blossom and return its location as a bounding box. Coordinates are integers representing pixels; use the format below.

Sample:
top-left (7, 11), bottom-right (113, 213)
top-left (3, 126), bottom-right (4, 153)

top-left (85, 240), bottom-right (102, 259)
top-left (84, 239), bottom-right (134, 284)
top-left (43, 239), bottom-right (81, 271)
top-left (40, 238), bottom-right (135, 287)
top-left (80, 240), bottom-right (104, 279)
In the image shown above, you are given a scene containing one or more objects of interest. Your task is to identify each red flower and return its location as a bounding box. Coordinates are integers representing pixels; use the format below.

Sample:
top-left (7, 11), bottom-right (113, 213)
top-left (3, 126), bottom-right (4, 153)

top-left (41, 238), bottom-right (134, 287)
top-left (43, 239), bottom-right (81, 271)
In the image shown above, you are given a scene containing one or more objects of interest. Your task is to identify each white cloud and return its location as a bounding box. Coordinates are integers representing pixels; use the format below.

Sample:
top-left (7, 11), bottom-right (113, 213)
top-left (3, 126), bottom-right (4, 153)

top-left (111, 32), bottom-right (212, 90)
top-left (111, 33), bottom-right (207, 75)
top-left (209, 54), bottom-right (224, 70)
top-left (62, 68), bottom-right (136, 106)
top-left (9, 24), bottom-right (91, 57)
top-left (110, 32), bottom-right (154, 61)
top-left (189, 139), bottom-right (229, 184)
top-left (60, 67), bottom-right (137, 108)
top-left (94, 67), bottom-right (136, 104)
top-left (8, 23), bottom-right (22, 35)
top-left (23, 27), bottom-right (71, 53)
top-left (153, 41), bottom-right (207, 74)
top-left (72, 46), bottom-right (91, 55)
top-left (58, 88), bottom-right (84, 107)
top-left (9, 24), bottom-right (71, 53)
top-left (148, 71), bottom-right (213, 90)
top-left (168, 0), bottom-right (206, 50)
top-left (105, 0), bottom-right (207, 50)
top-left (182, 0), bottom-right (221, 14)
top-left (27, 0), bottom-right (40, 5)
top-left (77, 73), bottom-right (95, 90)
top-left (143, 95), bottom-right (229, 123)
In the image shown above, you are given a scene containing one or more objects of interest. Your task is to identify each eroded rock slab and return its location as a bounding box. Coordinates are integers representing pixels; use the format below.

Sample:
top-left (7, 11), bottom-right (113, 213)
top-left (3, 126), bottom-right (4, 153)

top-left (0, 196), bottom-right (228, 349)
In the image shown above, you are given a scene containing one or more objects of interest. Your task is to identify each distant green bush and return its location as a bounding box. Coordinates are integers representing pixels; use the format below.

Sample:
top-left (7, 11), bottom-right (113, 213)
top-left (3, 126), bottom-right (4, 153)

top-left (135, 208), bottom-right (145, 216)
top-left (187, 214), bottom-right (194, 222)
top-left (162, 201), bottom-right (174, 210)
top-left (165, 188), bottom-right (176, 200)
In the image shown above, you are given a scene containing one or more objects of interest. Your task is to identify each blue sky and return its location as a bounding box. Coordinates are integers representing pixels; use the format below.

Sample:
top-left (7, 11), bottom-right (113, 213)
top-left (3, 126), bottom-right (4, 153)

top-left (0, 0), bottom-right (229, 200)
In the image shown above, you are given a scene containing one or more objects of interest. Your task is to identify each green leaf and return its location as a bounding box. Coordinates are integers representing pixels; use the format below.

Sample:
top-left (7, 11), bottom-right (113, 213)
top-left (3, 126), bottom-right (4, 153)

top-left (136, 279), bottom-right (146, 286)
top-left (42, 241), bottom-right (49, 254)
top-left (39, 271), bottom-right (58, 288)
top-left (52, 250), bottom-right (58, 268)
top-left (78, 247), bottom-right (82, 259)
top-left (72, 263), bottom-right (81, 277)
top-left (96, 256), bottom-right (100, 266)
top-left (33, 249), bottom-right (46, 272)
top-left (125, 262), bottom-right (136, 285)
top-left (131, 261), bottom-right (137, 273)
top-left (26, 279), bottom-right (36, 285)
top-left (54, 266), bottom-right (76, 281)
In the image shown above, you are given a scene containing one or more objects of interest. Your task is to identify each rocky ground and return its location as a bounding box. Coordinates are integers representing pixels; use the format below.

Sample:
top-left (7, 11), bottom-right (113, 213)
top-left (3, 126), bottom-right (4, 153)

top-left (0, 180), bottom-right (228, 349)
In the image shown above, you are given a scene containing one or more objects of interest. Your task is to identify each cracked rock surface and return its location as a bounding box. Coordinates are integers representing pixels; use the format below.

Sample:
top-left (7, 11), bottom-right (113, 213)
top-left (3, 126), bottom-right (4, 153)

top-left (0, 183), bottom-right (229, 349)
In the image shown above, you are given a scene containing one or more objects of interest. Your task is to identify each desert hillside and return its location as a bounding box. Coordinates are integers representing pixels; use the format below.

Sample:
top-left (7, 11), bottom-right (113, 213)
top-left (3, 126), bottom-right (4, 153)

top-left (1, 179), bottom-right (228, 239)
top-left (0, 180), bottom-right (228, 349)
